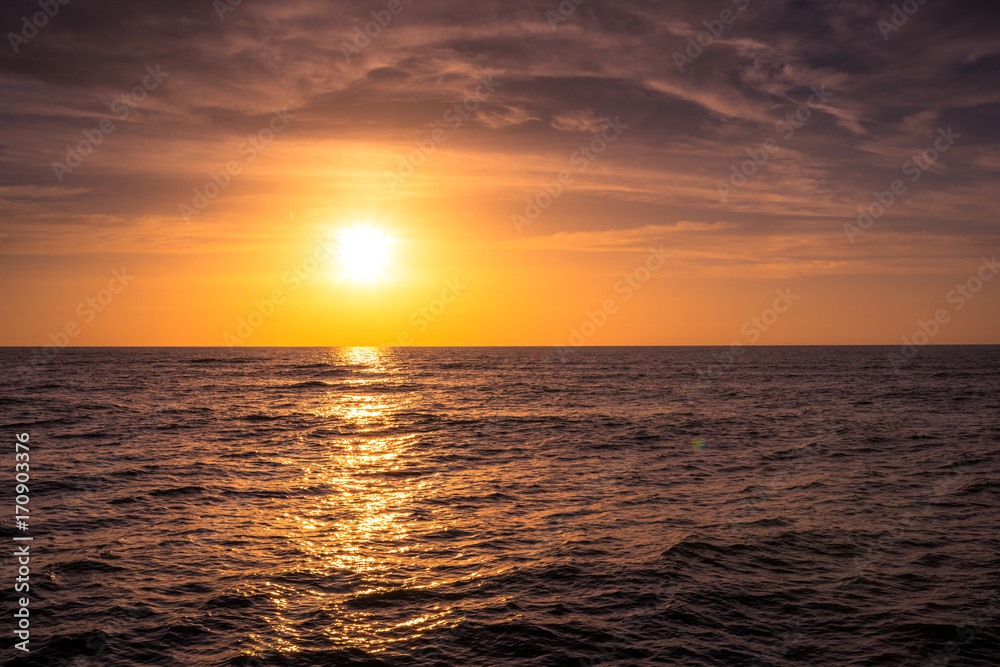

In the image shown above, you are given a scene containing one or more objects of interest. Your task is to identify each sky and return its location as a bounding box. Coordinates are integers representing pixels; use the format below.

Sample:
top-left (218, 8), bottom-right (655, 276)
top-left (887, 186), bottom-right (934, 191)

top-left (1, 0), bottom-right (998, 346)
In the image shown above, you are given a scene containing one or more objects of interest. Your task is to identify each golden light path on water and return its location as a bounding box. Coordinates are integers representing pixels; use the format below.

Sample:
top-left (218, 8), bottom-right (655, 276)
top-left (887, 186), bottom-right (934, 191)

top-left (257, 347), bottom-right (468, 657)
top-left (7, 346), bottom-right (996, 664)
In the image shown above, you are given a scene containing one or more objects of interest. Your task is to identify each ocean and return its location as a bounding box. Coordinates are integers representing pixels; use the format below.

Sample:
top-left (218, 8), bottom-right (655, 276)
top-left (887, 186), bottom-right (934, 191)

top-left (1, 346), bottom-right (998, 666)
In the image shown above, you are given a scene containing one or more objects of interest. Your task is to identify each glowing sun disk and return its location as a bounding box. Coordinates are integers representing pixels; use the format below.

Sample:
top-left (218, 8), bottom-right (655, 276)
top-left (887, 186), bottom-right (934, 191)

top-left (337, 226), bottom-right (393, 284)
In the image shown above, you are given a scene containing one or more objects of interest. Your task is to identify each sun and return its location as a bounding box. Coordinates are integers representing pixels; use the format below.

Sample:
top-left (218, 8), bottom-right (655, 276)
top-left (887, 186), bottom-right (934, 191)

top-left (336, 225), bottom-right (394, 284)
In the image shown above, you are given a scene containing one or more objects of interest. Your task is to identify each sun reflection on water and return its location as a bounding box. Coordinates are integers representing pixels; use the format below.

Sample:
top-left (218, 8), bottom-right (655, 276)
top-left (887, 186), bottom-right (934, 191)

top-left (261, 347), bottom-right (456, 655)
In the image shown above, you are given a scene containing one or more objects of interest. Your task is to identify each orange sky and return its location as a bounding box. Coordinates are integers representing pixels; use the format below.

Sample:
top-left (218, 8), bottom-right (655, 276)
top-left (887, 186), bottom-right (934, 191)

top-left (1, 0), bottom-right (998, 346)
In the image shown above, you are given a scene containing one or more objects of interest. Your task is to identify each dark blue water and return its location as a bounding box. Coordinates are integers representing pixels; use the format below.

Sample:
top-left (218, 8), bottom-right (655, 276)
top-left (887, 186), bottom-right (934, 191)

top-left (1, 346), bottom-right (999, 666)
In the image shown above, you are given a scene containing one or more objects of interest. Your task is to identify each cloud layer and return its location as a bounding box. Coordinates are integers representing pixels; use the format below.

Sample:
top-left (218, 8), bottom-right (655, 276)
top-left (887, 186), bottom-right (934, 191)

top-left (0, 0), bottom-right (997, 274)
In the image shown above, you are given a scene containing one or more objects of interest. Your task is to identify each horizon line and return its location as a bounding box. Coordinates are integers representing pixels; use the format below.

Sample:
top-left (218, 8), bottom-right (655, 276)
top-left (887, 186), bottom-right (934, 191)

top-left (2, 344), bottom-right (999, 349)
